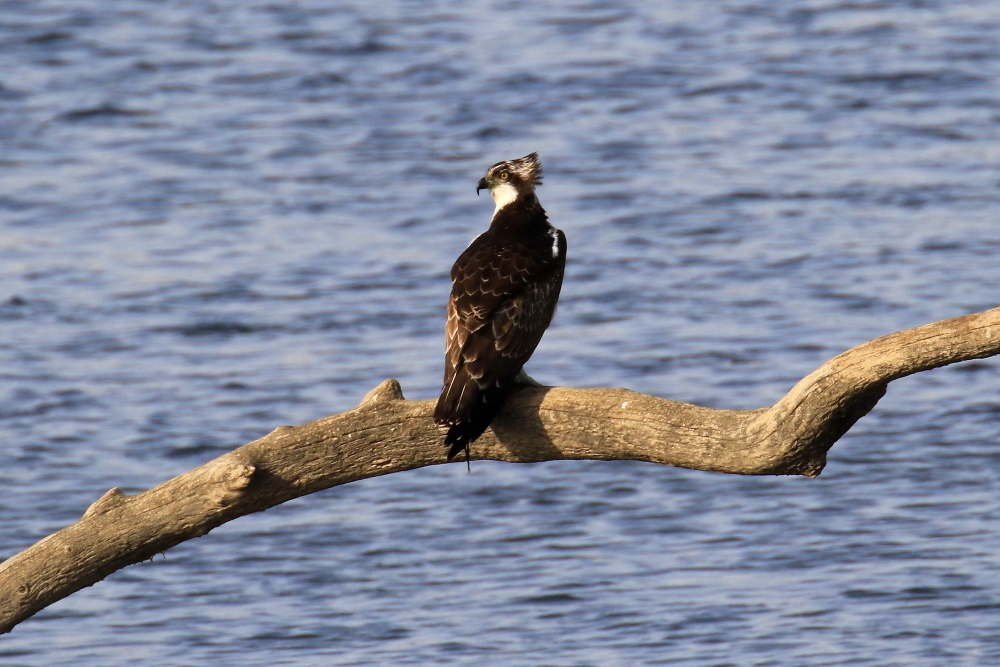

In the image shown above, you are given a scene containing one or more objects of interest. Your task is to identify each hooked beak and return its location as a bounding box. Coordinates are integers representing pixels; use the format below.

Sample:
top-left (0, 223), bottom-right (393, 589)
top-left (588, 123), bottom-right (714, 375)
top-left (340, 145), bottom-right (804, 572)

top-left (476, 177), bottom-right (489, 195)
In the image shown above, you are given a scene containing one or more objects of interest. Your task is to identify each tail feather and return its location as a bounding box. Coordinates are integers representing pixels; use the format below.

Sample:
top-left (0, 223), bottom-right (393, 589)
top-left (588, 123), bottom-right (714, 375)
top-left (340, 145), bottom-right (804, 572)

top-left (435, 373), bottom-right (515, 460)
top-left (443, 391), bottom-right (506, 460)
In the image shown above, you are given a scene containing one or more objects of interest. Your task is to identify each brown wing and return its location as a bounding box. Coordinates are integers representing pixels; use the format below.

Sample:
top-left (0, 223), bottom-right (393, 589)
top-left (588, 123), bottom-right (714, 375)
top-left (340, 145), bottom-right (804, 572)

top-left (434, 229), bottom-right (565, 431)
top-left (492, 268), bottom-right (564, 360)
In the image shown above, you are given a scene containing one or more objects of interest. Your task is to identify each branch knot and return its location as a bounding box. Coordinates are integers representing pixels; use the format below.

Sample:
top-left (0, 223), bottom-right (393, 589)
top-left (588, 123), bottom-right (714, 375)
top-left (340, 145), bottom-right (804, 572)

top-left (82, 488), bottom-right (127, 519)
top-left (359, 378), bottom-right (405, 407)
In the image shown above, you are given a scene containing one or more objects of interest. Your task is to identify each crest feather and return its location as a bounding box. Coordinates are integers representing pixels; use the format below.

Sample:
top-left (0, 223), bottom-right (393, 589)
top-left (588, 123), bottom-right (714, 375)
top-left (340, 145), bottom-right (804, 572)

top-left (490, 152), bottom-right (543, 187)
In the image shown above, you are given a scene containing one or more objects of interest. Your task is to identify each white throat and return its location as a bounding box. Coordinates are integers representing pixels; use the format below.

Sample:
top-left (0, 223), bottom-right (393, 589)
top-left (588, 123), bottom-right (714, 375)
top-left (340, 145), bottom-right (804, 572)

top-left (490, 182), bottom-right (520, 217)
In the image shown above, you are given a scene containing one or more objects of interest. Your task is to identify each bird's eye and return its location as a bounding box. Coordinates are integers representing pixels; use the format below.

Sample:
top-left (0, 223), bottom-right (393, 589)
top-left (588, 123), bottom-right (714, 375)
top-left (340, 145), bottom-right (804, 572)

top-left (499, 171), bottom-right (509, 181)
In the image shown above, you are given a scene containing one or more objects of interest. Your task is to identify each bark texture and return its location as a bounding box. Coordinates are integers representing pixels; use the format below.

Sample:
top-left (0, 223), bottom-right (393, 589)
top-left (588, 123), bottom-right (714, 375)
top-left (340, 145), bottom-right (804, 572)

top-left (1, 306), bottom-right (998, 633)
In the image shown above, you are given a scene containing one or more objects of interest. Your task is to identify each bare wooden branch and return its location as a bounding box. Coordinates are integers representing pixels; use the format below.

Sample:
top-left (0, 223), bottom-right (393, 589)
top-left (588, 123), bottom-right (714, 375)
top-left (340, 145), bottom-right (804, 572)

top-left (1, 306), bottom-right (998, 633)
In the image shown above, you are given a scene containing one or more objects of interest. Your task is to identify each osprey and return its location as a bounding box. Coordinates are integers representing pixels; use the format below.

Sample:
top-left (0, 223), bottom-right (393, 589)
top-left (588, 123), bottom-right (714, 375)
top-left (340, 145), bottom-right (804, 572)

top-left (433, 152), bottom-right (567, 460)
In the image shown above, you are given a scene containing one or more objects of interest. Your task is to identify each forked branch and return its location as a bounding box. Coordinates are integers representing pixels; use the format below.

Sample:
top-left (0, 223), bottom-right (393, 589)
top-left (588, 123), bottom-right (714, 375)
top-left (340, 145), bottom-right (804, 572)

top-left (1, 306), bottom-right (998, 633)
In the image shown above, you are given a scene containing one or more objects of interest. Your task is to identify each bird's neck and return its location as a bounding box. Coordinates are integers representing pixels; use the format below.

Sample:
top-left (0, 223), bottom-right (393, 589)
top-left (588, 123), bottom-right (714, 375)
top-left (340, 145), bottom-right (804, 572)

top-left (490, 182), bottom-right (521, 215)
top-left (488, 193), bottom-right (548, 234)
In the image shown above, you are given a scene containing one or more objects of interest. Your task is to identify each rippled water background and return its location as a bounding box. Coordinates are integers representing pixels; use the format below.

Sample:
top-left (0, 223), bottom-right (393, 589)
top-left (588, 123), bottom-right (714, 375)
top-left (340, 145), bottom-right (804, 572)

top-left (2, 1), bottom-right (999, 664)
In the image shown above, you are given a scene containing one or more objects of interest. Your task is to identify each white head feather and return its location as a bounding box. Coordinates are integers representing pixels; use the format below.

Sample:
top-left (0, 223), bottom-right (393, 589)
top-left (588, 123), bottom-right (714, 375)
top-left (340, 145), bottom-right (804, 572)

top-left (482, 152), bottom-right (543, 217)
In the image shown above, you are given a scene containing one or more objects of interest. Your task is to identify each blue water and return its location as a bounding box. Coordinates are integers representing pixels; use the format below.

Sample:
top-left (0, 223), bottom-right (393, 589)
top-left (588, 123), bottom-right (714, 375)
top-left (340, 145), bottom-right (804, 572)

top-left (2, 1), bottom-right (999, 664)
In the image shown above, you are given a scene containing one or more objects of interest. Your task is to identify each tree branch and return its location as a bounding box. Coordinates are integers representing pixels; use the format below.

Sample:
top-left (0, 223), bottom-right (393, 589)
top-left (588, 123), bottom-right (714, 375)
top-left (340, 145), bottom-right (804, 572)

top-left (1, 306), bottom-right (998, 633)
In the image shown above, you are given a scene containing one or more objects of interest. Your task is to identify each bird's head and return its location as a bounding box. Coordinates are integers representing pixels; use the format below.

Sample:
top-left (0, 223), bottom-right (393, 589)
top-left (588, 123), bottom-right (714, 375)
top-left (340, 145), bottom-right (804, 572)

top-left (477, 152), bottom-right (543, 210)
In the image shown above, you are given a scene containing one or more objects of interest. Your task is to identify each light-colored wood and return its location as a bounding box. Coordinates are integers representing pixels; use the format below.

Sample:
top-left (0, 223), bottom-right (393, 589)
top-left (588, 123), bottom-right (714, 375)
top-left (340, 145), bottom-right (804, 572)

top-left (1, 307), bottom-right (997, 633)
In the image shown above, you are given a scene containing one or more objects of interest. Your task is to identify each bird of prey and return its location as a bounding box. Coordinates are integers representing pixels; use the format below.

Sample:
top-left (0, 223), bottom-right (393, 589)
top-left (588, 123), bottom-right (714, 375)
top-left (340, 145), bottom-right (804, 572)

top-left (433, 152), bottom-right (567, 461)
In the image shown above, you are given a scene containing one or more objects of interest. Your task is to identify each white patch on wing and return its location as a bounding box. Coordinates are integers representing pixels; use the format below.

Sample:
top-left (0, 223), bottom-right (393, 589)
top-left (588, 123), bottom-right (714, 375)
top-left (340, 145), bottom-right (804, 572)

top-left (465, 230), bottom-right (487, 250)
top-left (490, 182), bottom-right (519, 215)
top-left (549, 228), bottom-right (560, 258)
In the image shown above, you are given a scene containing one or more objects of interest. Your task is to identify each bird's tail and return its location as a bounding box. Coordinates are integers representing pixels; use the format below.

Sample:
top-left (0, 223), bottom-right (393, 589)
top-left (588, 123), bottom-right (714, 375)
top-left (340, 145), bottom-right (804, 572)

top-left (435, 376), bottom-right (512, 461)
top-left (442, 397), bottom-right (504, 461)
